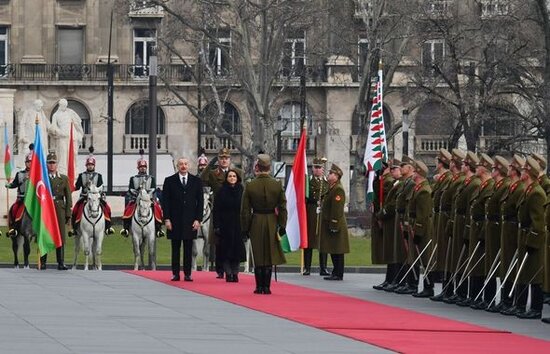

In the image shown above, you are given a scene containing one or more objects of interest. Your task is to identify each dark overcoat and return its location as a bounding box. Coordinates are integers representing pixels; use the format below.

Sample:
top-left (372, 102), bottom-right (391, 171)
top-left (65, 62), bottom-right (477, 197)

top-left (162, 173), bottom-right (204, 241)
top-left (306, 176), bottom-right (328, 249)
top-left (432, 170), bottom-right (452, 272)
top-left (320, 181), bottom-right (350, 255)
top-left (467, 178), bottom-right (494, 277)
top-left (484, 177), bottom-right (509, 276)
top-left (49, 173), bottom-right (72, 240)
top-left (409, 179), bottom-right (433, 267)
top-left (499, 180), bottom-right (524, 279)
top-left (213, 183), bottom-right (246, 263)
top-left (371, 174), bottom-right (394, 264)
top-left (377, 178), bottom-right (400, 263)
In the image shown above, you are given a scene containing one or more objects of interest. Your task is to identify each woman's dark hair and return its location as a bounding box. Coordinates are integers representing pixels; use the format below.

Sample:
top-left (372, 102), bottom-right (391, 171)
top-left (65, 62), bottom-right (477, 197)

top-left (225, 168), bottom-right (242, 184)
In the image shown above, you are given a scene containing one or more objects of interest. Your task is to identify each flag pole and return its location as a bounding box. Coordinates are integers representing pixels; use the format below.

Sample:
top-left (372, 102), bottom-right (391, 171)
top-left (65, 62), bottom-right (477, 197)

top-left (300, 124), bottom-right (306, 274)
top-left (378, 60), bottom-right (384, 208)
top-left (4, 122), bottom-right (10, 231)
top-left (34, 115), bottom-right (41, 270)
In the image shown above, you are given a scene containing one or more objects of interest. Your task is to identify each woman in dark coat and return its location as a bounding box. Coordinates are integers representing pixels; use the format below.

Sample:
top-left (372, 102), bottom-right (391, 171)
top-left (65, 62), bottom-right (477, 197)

top-left (213, 169), bottom-right (246, 282)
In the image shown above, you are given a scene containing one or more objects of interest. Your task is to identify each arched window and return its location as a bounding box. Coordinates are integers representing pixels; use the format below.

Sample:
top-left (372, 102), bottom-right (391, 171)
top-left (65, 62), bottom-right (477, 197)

top-left (415, 102), bottom-right (454, 135)
top-left (51, 99), bottom-right (91, 134)
top-left (483, 106), bottom-right (519, 136)
top-left (351, 106), bottom-right (391, 135)
top-left (200, 102), bottom-right (241, 134)
top-left (125, 100), bottom-right (165, 134)
top-left (278, 101), bottom-right (313, 136)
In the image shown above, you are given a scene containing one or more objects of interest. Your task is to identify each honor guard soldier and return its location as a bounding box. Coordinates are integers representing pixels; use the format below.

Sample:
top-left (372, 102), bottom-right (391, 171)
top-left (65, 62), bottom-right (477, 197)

top-left (464, 153), bottom-right (495, 309)
top-left (320, 163), bottom-right (350, 280)
top-left (303, 157), bottom-right (329, 276)
top-left (5, 152), bottom-right (32, 237)
top-left (482, 155), bottom-right (510, 311)
top-left (373, 159), bottom-right (402, 290)
top-left (40, 152), bottom-right (71, 270)
top-left (121, 158), bottom-right (164, 237)
top-left (201, 147), bottom-right (244, 279)
top-left (70, 155), bottom-right (114, 236)
top-left (240, 154), bottom-right (287, 294)
top-left (498, 155), bottom-right (526, 315)
top-left (513, 157), bottom-right (546, 319)
top-left (197, 153), bottom-right (208, 174)
top-left (431, 149), bottom-right (453, 287)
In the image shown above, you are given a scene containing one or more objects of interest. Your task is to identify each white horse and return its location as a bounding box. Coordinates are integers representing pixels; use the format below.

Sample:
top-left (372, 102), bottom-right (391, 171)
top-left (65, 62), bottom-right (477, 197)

top-left (192, 187), bottom-right (212, 271)
top-left (73, 184), bottom-right (105, 270)
top-left (11, 210), bottom-right (35, 269)
top-left (131, 188), bottom-right (156, 271)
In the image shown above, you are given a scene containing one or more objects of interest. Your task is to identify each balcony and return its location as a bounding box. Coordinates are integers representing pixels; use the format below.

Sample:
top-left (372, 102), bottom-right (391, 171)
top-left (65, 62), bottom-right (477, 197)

top-left (200, 134), bottom-right (242, 154)
top-left (123, 134), bottom-right (168, 153)
top-left (415, 135), bottom-right (450, 154)
top-left (129, 0), bottom-right (164, 18)
top-left (281, 135), bottom-right (316, 153)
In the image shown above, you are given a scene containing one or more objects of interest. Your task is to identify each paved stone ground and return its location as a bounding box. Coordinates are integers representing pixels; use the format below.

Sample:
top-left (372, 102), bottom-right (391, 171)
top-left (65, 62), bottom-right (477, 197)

top-left (1, 268), bottom-right (549, 354)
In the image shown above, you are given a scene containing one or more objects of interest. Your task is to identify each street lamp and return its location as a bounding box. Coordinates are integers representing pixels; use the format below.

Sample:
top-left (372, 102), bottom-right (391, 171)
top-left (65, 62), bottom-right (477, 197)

top-left (402, 109), bottom-right (409, 157)
top-left (148, 46), bottom-right (158, 180)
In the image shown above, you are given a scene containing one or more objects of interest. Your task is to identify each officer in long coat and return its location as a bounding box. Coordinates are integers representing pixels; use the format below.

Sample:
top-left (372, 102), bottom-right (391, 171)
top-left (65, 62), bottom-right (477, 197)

top-left (201, 147), bottom-right (244, 278)
top-left (303, 157), bottom-right (329, 276)
top-left (482, 155), bottom-right (510, 310)
top-left (498, 155), bottom-right (525, 314)
top-left (320, 163), bottom-right (349, 281)
top-left (240, 154), bottom-right (287, 294)
top-left (432, 149), bottom-right (465, 301)
top-left (514, 157), bottom-right (546, 319)
top-left (463, 153), bottom-right (494, 309)
top-left (409, 160), bottom-right (435, 297)
top-left (40, 152), bottom-right (72, 270)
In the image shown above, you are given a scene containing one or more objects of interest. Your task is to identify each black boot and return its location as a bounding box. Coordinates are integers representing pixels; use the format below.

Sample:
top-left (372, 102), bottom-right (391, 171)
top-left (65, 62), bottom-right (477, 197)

top-left (254, 267), bottom-right (263, 294)
top-left (264, 267), bottom-right (272, 295)
top-left (319, 253), bottom-right (329, 276)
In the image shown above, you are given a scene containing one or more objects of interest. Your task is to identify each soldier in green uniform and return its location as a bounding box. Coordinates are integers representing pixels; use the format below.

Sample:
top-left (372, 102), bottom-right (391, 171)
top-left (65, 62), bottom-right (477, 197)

top-left (201, 147), bottom-right (244, 278)
top-left (394, 156), bottom-right (418, 294)
top-left (374, 159), bottom-right (402, 290)
top-left (514, 157), bottom-right (546, 319)
top-left (409, 160), bottom-right (435, 297)
top-left (498, 155), bottom-right (525, 315)
top-left (531, 153), bottom-right (550, 306)
top-left (431, 149), bottom-right (453, 286)
top-left (445, 151), bottom-right (480, 304)
top-left (303, 157), bottom-right (329, 276)
top-left (40, 152), bottom-right (72, 270)
top-left (320, 164), bottom-right (349, 281)
top-left (371, 167), bottom-right (385, 266)
top-left (432, 149), bottom-right (465, 302)
top-left (463, 153), bottom-right (494, 309)
top-left (240, 154), bottom-right (287, 294)
top-left (482, 155), bottom-right (510, 311)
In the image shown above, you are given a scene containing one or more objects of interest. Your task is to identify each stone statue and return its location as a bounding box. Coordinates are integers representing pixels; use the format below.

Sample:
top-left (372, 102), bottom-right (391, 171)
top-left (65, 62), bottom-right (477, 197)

top-left (19, 99), bottom-right (53, 155)
top-left (50, 98), bottom-right (84, 176)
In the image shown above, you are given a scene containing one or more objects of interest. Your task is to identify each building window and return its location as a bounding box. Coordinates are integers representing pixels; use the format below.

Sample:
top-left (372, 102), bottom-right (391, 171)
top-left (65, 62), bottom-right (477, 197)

top-left (133, 28), bottom-right (156, 77)
top-left (422, 39), bottom-right (445, 75)
top-left (278, 102), bottom-right (313, 136)
top-left (481, 0), bottom-right (509, 18)
top-left (51, 99), bottom-right (91, 134)
top-left (208, 29), bottom-right (231, 76)
top-left (125, 100), bottom-right (165, 134)
top-left (425, 0), bottom-right (450, 16)
top-left (357, 37), bottom-right (368, 79)
top-left (0, 27), bottom-right (7, 77)
top-left (200, 102), bottom-right (241, 134)
top-left (58, 28), bottom-right (84, 79)
top-left (281, 30), bottom-right (306, 78)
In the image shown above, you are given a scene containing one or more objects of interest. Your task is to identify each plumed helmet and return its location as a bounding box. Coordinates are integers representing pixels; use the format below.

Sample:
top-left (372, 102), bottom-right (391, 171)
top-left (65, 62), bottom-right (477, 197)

top-left (137, 159), bottom-right (147, 168)
top-left (86, 156), bottom-right (96, 166)
top-left (198, 153), bottom-right (208, 165)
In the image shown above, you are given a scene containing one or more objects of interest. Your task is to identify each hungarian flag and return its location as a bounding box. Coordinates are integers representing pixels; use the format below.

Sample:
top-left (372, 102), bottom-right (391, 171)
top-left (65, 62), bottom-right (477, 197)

top-left (281, 127), bottom-right (309, 253)
top-left (3, 124), bottom-right (12, 182)
top-left (363, 63), bottom-right (387, 204)
top-left (24, 123), bottom-right (62, 256)
top-left (67, 122), bottom-right (75, 191)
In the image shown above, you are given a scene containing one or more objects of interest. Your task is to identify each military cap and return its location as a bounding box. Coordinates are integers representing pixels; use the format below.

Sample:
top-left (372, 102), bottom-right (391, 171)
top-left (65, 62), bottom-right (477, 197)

top-left (510, 154), bottom-right (525, 170)
top-left (524, 156), bottom-right (541, 180)
top-left (437, 148), bottom-right (452, 165)
top-left (46, 152), bottom-right (57, 162)
top-left (400, 155), bottom-right (415, 167)
top-left (414, 160), bottom-right (428, 178)
top-left (493, 155), bottom-right (509, 175)
top-left (531, 153), bottom-right (547, 171)
top-left (218, 147), bottom-right (231, 158)
top-left (390, 158), bottom-right (401, 169)
top-left (312, 156), bottom-right (327, 167)
top-left (451, 148), bottom-right (466, 163)
top-left (256, 153), bottom-right (271, 167)
top-left (329, 163), bottom-right (343, 178)
top-left (477, 153), bottom-right (494, 170)
top-left (464, 151), bottom-right (479, 168)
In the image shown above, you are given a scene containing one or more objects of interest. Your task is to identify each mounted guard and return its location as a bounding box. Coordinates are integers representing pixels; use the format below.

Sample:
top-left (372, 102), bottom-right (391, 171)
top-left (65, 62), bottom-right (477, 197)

top-left (121, 157), bottom-right (163, 237)
top-left (5, 152), bottom-right (32, 237)
top-left (71, 154), bottom-right (114, 236)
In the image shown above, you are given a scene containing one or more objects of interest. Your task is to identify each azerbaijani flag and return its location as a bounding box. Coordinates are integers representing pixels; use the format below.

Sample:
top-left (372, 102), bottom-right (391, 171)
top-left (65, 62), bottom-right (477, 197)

top-left (3, 124), bottom-right (12, 182)
top-left (23, 123), bottom-right (62, 256)
top-left (67, 122), bottom-right (75, 191)
top-left (363, 62), bottom-right (387, 204)
top-left (281, 127), bottom-right (309, 253)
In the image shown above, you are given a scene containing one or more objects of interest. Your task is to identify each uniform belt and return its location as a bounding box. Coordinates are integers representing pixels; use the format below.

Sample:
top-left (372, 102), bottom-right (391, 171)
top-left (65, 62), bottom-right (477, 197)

top-left (456, 209), bottom-right (466, 215)
top-left (253, 209), bottom-right (275, 214)
top-left (486, 215), bottom-right (499, 222)
top-left (307, 201), bottom-right (317, 205)
top-left (456, 212), bottom-right (465, 217)
top-left (397, 209), bottom-right (405, 214)
top-left (409, 213), bottom-right (416, 218)
top-left (440, 208), bottom-right (451, 213)
top-left (519, 222), bottom-right (531, 229)
top-left (471, 215), bottom-right (484, 222)
top-left (503, 215), bottom-right (518, 222)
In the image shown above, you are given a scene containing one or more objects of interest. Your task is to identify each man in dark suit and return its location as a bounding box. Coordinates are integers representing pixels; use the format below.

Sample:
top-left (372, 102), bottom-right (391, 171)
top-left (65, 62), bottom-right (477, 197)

top-left (162, 157), bottom-right (204, 281)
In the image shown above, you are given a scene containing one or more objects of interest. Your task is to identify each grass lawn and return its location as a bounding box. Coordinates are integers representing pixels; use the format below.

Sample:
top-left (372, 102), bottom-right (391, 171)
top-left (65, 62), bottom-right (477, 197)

top-left (0, 226), bottom-right (373, 267)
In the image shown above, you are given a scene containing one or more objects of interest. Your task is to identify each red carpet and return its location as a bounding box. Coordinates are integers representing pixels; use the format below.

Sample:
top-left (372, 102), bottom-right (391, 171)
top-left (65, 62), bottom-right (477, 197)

top-left (126, 271), bottom-right (550, 353)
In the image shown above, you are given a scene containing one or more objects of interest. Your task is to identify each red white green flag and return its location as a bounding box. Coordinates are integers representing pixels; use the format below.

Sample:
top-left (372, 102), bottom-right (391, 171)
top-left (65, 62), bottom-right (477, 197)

top-left (24, 123), bottom-right (62, 256)
top-left (3, 124), bottom-right (13, 182)
top-left (363, 64), bottom-right (387, 203)
top-left (281, 127), bottom-right (309, 252)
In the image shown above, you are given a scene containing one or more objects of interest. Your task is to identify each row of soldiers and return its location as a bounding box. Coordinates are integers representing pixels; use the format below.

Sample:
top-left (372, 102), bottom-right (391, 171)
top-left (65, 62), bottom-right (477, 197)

top-left (372, 149), bottom-right (550, 322)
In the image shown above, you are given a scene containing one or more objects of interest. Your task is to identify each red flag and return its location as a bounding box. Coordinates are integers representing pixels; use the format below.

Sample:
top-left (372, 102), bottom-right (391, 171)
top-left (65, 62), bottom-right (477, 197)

top-left (68, 122), bottom-right (75, 191)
